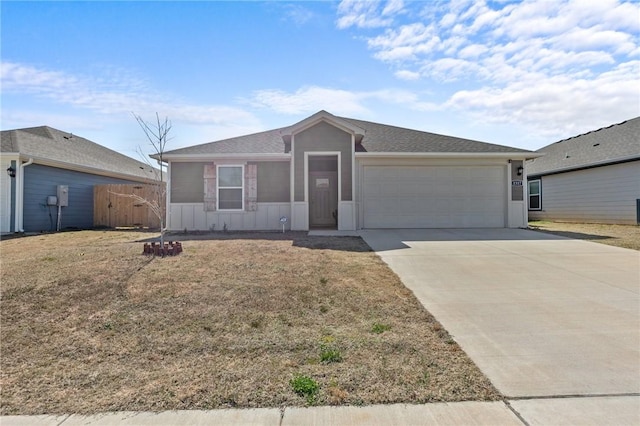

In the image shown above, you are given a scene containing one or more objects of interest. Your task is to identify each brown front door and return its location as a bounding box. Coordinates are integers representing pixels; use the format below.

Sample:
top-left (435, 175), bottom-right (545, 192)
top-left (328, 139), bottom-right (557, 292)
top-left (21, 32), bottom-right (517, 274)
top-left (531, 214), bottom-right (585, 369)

top-left (309, 171), bottom-right (338, 228)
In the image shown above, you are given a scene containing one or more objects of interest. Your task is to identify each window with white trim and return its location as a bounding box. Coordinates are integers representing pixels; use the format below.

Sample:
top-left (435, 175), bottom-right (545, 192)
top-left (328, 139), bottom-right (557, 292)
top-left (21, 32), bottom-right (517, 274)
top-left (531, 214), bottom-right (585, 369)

top-left (528, 179), bottom-right (541, 210)
top-left (217, 165), bottom-right (244, 210)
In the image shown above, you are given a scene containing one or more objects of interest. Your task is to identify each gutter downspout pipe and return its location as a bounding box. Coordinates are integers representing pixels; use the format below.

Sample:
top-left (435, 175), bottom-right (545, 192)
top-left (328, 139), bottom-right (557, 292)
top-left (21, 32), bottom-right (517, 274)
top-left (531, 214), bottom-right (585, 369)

top-left (16, 158), bottom-right (34, 232)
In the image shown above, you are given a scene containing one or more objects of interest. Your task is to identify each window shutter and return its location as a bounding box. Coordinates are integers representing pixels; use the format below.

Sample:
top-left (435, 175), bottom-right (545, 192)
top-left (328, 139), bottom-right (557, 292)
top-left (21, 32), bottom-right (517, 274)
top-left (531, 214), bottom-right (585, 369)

top-left (245, 163), bottom-right (257, 212)
top-left (204, 163), bottom-right (216, 211)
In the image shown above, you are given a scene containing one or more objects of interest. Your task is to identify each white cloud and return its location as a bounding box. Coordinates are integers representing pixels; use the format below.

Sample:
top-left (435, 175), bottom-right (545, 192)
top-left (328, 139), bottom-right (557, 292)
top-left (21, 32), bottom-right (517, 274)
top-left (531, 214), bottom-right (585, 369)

top-left (335, 0), bottom-right (640, 139)
top-left (458, 43), bottom-right (488, 58)
top-left (281, 4), bottom-right (315, 26)
top-left (1, 61), bottom-right (261, 130)
top-left (368, 23), bottom-right (441, 61)
top-left (248, 85), bottom-right (437, 115)
top-left (395, 69), bottom-right (421, 80)
top-left (336, 0), bottom-right (405, 29)
top-left (446, 61), bottom-right (640, 138)
top-left (249, 86), bottom-right (369, 115)
top-left (382, 0), bottom-right (405, 16)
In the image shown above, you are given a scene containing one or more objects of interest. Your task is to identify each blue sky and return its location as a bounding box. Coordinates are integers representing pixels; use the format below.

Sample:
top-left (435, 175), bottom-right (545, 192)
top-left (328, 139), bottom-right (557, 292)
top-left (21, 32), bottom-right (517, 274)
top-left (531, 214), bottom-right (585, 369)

top-left (2, 0), bottom-right (639, 159)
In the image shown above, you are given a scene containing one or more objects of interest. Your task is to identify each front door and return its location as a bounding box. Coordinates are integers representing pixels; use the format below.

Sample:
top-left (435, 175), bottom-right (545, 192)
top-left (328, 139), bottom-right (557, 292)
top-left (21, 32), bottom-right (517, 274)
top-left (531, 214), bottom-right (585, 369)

top-left (309, 171), bottom-right (338, 228)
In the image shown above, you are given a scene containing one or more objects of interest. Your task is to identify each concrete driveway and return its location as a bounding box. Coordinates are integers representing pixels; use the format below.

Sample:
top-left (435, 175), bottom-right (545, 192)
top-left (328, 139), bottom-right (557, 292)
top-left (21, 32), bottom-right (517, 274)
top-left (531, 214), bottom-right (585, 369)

top-left (360, 228), bottom-right (640, 400)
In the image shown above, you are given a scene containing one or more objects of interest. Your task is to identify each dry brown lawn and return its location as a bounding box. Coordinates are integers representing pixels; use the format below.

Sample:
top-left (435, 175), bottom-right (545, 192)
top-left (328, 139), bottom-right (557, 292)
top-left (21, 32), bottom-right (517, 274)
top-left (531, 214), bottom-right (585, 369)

top-left (528, 221), bottom-right (640, 250)
top-left (0, 230), bottom-right (499, 415)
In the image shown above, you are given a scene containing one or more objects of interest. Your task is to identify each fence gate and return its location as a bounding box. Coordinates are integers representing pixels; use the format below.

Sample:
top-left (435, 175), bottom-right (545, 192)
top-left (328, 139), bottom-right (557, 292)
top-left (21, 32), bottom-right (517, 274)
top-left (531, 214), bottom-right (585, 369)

top-left (94, 184), bottom-right (164, 228)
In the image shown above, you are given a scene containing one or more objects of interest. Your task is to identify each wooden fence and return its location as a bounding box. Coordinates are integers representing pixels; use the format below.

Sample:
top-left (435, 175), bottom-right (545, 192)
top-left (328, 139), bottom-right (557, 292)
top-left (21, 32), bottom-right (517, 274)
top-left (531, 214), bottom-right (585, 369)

top-left (94, 184), bottom-right (165, 229)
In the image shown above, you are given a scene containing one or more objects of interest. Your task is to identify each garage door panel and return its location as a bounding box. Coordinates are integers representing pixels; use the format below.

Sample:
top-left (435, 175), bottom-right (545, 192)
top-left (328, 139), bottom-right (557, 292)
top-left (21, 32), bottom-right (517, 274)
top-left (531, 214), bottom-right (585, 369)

top-left (363, 165), bottom-right (506, 228)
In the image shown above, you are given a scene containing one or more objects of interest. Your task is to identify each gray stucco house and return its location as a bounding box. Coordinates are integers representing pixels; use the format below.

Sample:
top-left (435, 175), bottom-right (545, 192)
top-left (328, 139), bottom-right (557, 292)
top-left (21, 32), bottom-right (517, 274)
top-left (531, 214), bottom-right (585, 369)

top-left (159, 111), bottom-right (540, 231)
top-left (527, 117), bottom-right (640, 225)
top-left (1, 126), bottom-right (158, 233)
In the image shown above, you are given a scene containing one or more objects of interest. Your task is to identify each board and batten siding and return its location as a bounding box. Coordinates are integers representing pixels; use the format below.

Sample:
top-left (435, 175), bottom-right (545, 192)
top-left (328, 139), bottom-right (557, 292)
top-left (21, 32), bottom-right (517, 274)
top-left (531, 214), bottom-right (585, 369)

top-left (169, 203), bottom-right (291, 231)
top-left (293, 121), bottom-right (353, 202)
top-left (23, 164), bottom-right (147, 232)
top-left (529, 161), bottom-right (640, 224)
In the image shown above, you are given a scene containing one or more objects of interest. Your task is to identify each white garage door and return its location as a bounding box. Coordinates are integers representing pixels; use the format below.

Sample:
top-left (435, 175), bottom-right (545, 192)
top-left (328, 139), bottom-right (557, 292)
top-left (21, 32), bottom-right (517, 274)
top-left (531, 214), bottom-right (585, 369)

top-left (363, 165), bottom-right (506, 228)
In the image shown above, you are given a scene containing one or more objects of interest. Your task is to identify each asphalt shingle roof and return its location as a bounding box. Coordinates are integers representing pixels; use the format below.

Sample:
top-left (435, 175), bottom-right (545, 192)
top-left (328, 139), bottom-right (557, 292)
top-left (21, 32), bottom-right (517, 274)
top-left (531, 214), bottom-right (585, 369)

top-left (0, 126), bottom-right (158, 181)
top-left (162, 114), bottom-right (533, 156)
top-left (528, 117), bottom-right (640, 176)
top-left (343, 117), bottom-right (530, 153)
top-left (162, 128), bottom-right (287, 155)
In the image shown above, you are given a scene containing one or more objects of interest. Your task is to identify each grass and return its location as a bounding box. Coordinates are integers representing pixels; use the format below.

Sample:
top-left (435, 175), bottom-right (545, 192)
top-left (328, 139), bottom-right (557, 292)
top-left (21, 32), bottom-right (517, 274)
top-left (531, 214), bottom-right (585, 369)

top-left (528, 221), bottom-right (640, 250)
top-left (290, 374), bottom-right (319, 404)
top-left (0, 230), bottom-right (500, 415)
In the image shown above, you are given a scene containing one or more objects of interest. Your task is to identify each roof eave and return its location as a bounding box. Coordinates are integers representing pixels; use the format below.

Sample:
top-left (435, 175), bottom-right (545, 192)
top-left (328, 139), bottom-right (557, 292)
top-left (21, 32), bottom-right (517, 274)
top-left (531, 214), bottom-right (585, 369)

top-left (20, 155), bottom-right (159, 184)
top-left (159, 153), bottom-right (292, 162)
top-left (356, 152), bottom-right (543, 159)
top-left (526, 154), bottom-right (640, 177)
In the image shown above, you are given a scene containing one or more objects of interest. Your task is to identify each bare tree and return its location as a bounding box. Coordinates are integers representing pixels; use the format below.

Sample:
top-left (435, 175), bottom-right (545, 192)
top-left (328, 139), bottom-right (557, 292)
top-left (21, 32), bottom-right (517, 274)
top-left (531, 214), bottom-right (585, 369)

top-left (110, 113), bottom-right (171, 247)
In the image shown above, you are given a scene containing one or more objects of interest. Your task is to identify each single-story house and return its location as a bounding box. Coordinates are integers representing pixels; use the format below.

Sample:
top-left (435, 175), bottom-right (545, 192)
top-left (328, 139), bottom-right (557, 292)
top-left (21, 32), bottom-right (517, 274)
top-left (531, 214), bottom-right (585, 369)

top-left (159, 110), bottom-right (540, 232)
top-left (1, 126), bottom-right (159, 233)
top-left (527, 117), bottom-right (640, 225)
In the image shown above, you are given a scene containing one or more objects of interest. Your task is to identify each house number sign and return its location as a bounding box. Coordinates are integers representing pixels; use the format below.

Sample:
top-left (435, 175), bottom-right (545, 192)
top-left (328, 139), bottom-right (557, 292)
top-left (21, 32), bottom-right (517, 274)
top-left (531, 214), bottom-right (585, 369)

top-left (512, 180), bottom-right (523, 186)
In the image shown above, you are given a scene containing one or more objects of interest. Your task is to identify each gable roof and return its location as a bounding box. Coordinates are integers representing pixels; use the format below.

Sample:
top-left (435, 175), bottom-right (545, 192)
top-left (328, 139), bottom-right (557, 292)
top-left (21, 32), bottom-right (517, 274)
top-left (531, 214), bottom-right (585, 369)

top-left (0, 126), bottom-right (158, 182)
top-left (527, 117), bottom-right (640, 176)
top-left (282, 110), bottom-right (366, 139)
top-left (162, 111), bottom-right (534, 158)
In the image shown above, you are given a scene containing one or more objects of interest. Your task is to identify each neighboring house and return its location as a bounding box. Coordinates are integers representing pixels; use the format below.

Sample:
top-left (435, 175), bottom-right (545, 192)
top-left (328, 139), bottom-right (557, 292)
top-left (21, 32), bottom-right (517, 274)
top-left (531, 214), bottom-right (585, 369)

top-left (159, 110), bottom-right (539, 232)
top-left (0, 126), bottom-right (158, 233)
top-left (527, 117), bottom-right (640, 225)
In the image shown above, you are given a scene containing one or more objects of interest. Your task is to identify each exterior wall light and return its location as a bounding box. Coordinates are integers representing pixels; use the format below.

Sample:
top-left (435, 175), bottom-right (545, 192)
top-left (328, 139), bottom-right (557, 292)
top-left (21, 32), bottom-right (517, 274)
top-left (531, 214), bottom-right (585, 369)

top-left (6, 166), bottom-right (16, 178)
top-left (516, 166), bottom-right (524, 176)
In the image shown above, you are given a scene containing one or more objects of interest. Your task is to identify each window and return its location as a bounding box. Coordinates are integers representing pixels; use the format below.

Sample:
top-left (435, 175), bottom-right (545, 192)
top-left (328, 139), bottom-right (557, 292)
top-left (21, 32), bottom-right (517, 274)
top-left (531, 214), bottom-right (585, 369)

top-left (217, 165), bottom-right (243, 210)
top-left (528, 179), bottom-right (541, 210)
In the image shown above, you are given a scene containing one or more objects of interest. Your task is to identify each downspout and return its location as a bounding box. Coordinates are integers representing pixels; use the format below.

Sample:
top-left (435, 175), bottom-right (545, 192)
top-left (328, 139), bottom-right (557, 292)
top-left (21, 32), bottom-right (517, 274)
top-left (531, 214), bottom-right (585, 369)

top-left (16, 158), bottom-right (34, 232)
top-left (160, 158), bottom-right (169, 236)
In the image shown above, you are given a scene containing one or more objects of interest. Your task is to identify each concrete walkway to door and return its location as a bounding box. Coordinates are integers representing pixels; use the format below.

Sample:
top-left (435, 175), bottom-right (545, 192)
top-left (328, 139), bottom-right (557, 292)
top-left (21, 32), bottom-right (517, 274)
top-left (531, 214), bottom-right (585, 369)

top-left (360, 228), bottom-right (640, 424)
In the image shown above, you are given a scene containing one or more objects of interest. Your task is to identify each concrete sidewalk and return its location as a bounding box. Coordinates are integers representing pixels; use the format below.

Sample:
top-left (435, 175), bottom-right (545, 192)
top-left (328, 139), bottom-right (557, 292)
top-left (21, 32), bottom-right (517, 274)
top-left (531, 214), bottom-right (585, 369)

top-left (3, 396), bottom-right (639, 425)
top-left (1, 402), bottom-right (518, 426)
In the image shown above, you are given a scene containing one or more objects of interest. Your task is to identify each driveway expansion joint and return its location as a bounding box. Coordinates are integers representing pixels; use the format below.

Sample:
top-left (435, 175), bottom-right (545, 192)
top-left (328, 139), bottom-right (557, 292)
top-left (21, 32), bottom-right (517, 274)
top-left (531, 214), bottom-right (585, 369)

top-left (506, 392), bottom-right (640, 401)
top-left (55, 414), bottom-right (71, 426)
top-left (503, 400), bottom-right (530, 426)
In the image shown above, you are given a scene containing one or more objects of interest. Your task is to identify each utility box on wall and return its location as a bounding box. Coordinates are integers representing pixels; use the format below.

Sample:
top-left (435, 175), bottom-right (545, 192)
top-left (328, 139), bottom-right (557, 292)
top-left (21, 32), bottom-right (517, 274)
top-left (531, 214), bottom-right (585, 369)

top-left (57, 185), bottom-right (69, 206)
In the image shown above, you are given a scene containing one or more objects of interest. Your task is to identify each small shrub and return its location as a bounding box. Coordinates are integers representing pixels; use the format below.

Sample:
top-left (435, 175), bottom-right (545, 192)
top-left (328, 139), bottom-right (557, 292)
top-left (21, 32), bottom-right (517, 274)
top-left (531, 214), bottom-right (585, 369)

top-left (319, 305), bottom-right (329, 314)
top-left (371, 322), bottom-right (391, 334)
top-left (290, 374), bottom-right (319, 404)
top-left (320, 346), bottom-right (342, 363)
top-left (319, 277), bottom-right (328, 284)
top-left (319, 336), bottom-right (342, 363)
